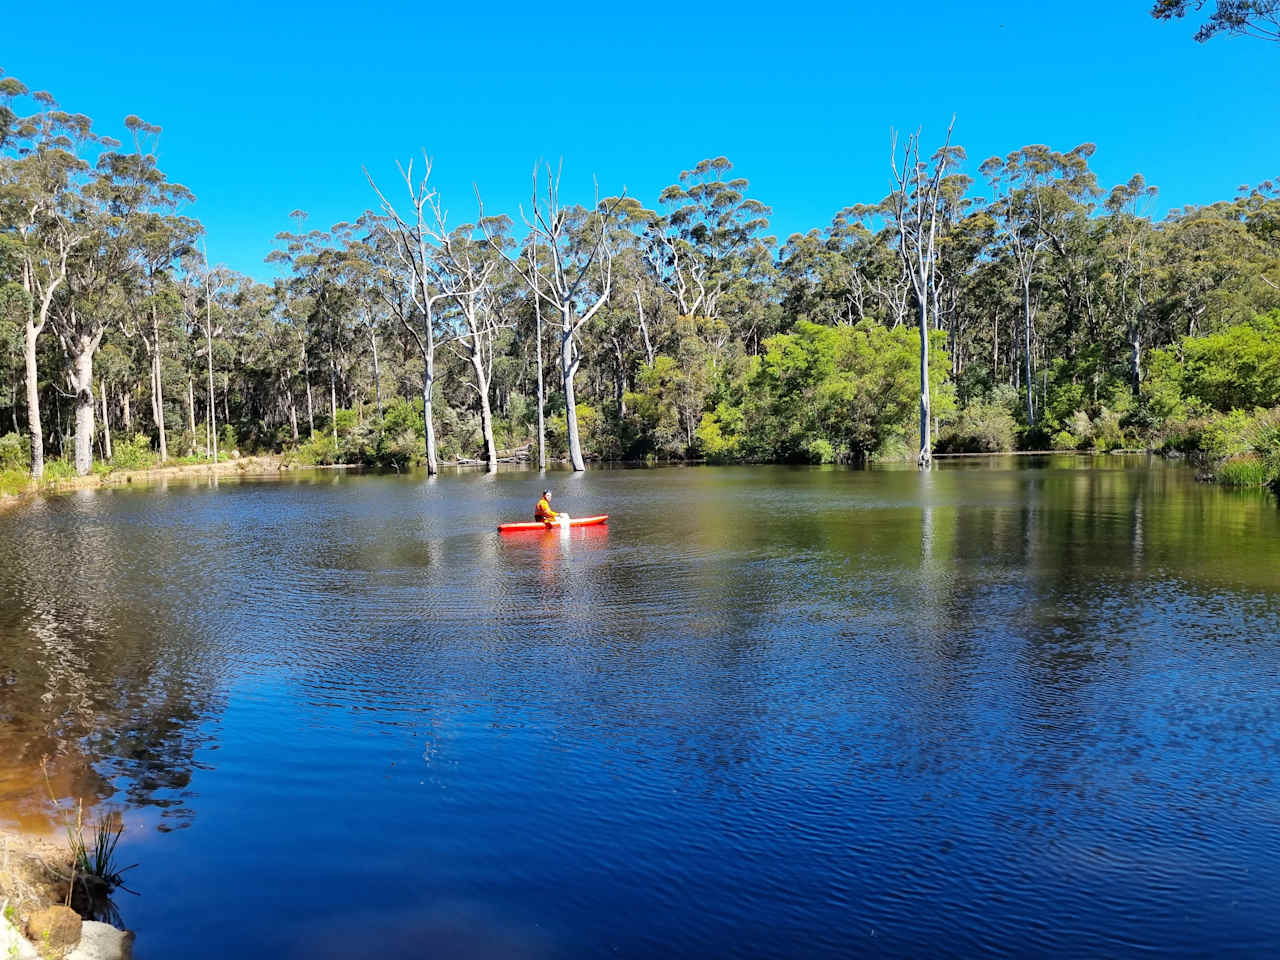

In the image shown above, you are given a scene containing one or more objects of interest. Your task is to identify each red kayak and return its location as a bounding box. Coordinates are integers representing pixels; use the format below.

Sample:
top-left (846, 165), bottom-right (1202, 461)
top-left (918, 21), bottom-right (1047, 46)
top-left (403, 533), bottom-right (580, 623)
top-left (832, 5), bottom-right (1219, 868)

top-left (498, 514), bottom-right (608, 533)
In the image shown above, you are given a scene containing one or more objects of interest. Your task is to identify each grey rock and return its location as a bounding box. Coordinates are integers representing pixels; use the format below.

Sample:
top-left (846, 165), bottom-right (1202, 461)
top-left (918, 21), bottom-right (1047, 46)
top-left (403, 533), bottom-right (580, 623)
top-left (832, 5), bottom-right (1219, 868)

top-left (65, 921), bottom-right (134, 960)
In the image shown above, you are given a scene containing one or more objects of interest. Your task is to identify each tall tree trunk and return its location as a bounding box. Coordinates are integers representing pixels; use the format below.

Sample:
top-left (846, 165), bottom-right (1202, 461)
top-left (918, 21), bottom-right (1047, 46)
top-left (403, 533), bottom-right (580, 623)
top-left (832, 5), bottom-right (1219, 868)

top-left (187, 376), bottom-right (197, 442)
top-left (1022, 278), bottom-right (1035, 425)
top-left (422, 349), bottom-right (438, 475)
top-left (23, 313), bottom-right (44, 480)
top-left (561, 307), bottom-right (585, 472)
top-left (470, 353), bottom-right (497, 473)
top-left (122, 387), bottom-right (132, 433)
top-left (69, 342), bottom-right (95, 476)
top-left (535, 292), bottom-right (546, 472)
top-left (222, 372), bottom-right (230, 427)
top-left (371, 329), bottom-right (383, 421)
top-left (100, 377), bottom-right (112, 461)
top-left (150, 304), bottom-right (168, 462)
top-left (919, 301), bottom-right (932, 468)
top-left (329, 360), bottom-right (338, 449)
top-left (285, 374), bottom-right (299, 442)
top-left (303, 345), bottom-right (315, 436)
top-left (1129, 325), bottom-right (1142, 397)
top-left (207, 332), bottom-right (217, 463)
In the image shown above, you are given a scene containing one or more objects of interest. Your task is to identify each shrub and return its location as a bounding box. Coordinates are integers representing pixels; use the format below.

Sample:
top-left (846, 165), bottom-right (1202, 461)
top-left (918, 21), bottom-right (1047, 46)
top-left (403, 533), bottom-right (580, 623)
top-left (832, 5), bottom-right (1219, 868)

top-left (936, 398), bottom-right (1017, 453)
top-left (1091, 407), bottom-right (1127, 452)
top-left (0, 432), bottom-right (28, 471)
top-left (110, 433), bottom-right (156, 471)
top-left (1051, 430), bottom-right (1078, 451)
top-left (805, 438), bottom-right (836, 464)
top-left (291, 432), bottom-right (340, 466)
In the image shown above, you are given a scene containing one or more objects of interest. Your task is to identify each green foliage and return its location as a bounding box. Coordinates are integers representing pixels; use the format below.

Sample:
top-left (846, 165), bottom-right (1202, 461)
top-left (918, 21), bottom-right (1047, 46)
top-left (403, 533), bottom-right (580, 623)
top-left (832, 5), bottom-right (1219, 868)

top-left (0, 432), bottom-right (28, 471)
top-left (707, 320), bottom-right (952, 463)
top-left (1146, 311), bottom-right (1280, 414)
top-left (1051, 430), bottom-right (1079, 451)
top-left (1091, 407), bottom-right (1128, 451)
top-left (937, 389), bottom-right (1019, 453)
top-left (289, 431), bottom-right (340, 466)
top-left (0, 468), bottom-right (29, 496)
top-left (1215, 454), bottom-right (1270, 487)
top-left (110, 434), bottom-right (157, 471)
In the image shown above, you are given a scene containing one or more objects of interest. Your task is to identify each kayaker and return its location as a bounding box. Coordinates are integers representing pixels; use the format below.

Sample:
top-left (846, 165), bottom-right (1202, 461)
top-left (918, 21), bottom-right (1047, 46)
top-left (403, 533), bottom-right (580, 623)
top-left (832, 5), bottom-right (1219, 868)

top-left (534, 489), bottom-right (558, 524)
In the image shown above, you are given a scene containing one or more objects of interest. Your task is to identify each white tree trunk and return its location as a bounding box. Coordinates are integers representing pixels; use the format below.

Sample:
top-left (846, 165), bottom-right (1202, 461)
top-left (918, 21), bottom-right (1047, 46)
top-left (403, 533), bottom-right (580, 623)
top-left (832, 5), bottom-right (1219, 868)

top-left (329, 361), bottom-right (338, 449)
top-left (1023, 279), bottom-right (1035, 425)
top-left (470, 352), bottom-right (497, 473)
top-left (23, 316), bottom-right (44, 479)
top-left (561, 310), bottom-right (585, 472)
top-left (208, 329), bottom-right (217, 463)
top-left (187, 376), bottom-right (197, 441)
top-left (535, 293), bottom-right (546, 472)
top-left (919, 302), bottom-right (932, 468)
top-left (304, 346), bottom-right (315, 436)
top-left (422, 350), bottom-right (438, 475)
top-left (69, 343), bottom-right (95, 476)
top-left (371, 330), bottom-right (383, 421)
top-left (123, 387), bottom-right (131, 433)
top-left (100, 377), bottom-right (112, 461)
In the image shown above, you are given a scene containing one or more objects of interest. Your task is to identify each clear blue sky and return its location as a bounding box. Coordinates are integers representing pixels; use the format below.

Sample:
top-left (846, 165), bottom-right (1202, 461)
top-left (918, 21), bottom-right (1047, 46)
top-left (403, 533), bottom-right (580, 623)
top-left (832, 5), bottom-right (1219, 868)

top-left (5, 0), bottom-right (1277, 277)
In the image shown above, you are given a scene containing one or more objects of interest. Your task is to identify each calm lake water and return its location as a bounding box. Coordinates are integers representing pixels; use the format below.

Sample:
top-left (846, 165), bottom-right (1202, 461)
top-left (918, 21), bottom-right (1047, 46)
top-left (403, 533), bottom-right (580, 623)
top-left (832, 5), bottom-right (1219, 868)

top-left (1, 458), bottom-right (1278, 958)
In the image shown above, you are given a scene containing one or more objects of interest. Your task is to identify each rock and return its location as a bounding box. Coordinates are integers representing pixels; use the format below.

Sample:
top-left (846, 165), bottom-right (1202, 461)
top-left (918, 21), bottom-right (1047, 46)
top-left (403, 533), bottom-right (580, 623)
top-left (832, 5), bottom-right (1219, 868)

top-left (65, 922), bottom-right (133, 960)
top-left (1, 901), bottom-right (40, 960)
top-left (26, 904), bottom-right (82, 955)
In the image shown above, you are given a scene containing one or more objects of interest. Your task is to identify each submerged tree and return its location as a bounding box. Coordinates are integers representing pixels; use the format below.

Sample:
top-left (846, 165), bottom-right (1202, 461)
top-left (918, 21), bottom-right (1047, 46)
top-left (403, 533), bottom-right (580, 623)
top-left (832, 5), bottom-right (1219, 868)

top-left (888, 118), bottom-right (960, 468)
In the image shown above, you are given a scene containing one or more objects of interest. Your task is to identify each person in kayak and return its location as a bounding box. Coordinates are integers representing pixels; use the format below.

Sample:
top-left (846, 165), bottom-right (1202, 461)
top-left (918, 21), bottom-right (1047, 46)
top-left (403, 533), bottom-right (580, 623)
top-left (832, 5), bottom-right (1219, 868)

top-left (534, 489), bottom-right (558, 524)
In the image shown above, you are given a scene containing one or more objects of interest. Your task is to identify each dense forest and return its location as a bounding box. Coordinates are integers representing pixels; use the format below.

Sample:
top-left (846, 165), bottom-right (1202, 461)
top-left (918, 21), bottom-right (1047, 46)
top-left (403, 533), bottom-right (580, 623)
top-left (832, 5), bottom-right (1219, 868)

top-left (2, 68), bottom-right (1279, 494)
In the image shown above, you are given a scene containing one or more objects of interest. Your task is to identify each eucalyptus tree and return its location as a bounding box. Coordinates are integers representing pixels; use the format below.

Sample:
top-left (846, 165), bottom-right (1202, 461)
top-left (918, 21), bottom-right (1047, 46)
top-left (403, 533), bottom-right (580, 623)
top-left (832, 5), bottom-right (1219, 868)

top-left (269, 217), bottom-right (357, 447)
top-left (1102, 175), bottom-right (1160, 394)
top-left (481, 163), bottom-right (620, 471)
top-left (888, 119), bottom-right (960, 468)
top-left (980, 144), bottom-right (1099, 424)
top-left (646, 157), bottom-right (774, 329)
top-left (1151, 0), bottom-right (1280, 40)
top-left (432, 218), bottom-right (515, 472)
top-left (51, 116), bottom-right (196, 474)
top-left (366, 158), bottom-right (460, 473)
top-left (0, 78), bottom-right (98, 477)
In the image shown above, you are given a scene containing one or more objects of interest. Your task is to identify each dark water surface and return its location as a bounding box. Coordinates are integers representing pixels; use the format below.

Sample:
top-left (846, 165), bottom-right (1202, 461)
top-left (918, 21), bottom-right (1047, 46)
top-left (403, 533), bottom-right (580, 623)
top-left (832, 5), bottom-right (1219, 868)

top-left (1, 458), bottom-right (1278, 958)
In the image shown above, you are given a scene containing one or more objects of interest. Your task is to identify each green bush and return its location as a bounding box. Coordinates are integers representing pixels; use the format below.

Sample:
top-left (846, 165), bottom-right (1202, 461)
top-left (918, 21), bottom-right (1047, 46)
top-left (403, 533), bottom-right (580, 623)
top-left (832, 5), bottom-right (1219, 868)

top-left (0, 432), bottom-right (28, 472)
top-left (290, 432), bottom-right (340, 466)
top-left (1091, 407), bottom-right (1127, 452)
top-left (0, 468), bottom-right (30, 496)
top-left (1051, 430), bottom-right (1079, 451)
top-left (805, 438), bottom-right (836, 464)
top-left (110, 433), bottom-right (157, 470)
top-left (936, 397), bottom-right (1017, 453)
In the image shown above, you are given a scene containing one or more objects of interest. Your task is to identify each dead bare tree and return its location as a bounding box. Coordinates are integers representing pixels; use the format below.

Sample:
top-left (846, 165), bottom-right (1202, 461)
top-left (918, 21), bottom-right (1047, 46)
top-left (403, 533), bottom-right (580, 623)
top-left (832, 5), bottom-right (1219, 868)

top-left (479, 163), bottom-right (619, 471)
top-left (889, 117), bottom-right (958, 469)
top-left (365, 155), bottom-right (451, 474)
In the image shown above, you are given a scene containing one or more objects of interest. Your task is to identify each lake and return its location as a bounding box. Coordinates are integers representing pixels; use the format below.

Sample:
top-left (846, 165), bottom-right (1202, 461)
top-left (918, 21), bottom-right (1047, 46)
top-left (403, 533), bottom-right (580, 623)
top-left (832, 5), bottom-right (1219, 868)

top-left (0, 458), bottom-right (1277, 958)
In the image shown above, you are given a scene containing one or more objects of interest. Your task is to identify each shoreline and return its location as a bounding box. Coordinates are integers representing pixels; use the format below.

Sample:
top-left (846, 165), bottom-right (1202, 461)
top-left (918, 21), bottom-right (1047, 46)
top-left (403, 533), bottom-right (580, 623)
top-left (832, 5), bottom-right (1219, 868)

top-left (0, 455), bottom-right (294, 506)
top-left (1, 827), bottom-right (135, 959)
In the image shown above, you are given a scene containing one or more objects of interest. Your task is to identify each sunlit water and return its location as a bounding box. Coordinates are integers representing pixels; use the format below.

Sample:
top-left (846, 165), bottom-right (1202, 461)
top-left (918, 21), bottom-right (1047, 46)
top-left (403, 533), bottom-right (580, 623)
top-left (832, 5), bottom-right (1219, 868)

top-left (1, 458), bottom-right (1278, 958)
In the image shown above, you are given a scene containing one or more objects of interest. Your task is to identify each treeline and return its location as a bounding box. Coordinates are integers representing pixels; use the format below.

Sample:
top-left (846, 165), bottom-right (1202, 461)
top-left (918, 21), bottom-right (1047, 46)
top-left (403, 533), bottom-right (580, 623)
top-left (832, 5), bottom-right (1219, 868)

top-left (3, 69), bottom-right (1279, 493)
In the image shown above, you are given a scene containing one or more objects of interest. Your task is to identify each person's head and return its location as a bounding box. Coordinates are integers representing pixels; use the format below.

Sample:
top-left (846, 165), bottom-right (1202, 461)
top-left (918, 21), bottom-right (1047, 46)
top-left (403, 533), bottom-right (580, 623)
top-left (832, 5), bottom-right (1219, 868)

top-left (543, 489), bottom-right (552, 499)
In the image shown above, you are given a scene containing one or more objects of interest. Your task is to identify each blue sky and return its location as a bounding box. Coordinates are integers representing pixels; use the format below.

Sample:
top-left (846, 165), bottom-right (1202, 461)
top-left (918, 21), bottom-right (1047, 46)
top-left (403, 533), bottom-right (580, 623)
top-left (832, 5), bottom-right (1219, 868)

top-left (6, 0), bottom-right (1278, 277)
